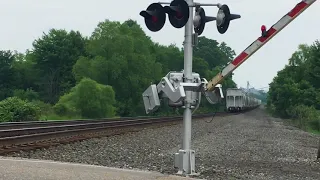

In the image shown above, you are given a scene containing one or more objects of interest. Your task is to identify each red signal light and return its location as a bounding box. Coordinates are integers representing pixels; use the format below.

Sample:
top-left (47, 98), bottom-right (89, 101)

top-left (152, 16), bottom-right (158, 23)
top-left (261, 25), bottom-right (267, 37)
top-left (176, 11), bottom-right (183, 20)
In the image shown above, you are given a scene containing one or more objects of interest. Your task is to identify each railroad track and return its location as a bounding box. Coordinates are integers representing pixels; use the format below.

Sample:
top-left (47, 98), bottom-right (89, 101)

top-left (0, 112), bottom-right (239, 155)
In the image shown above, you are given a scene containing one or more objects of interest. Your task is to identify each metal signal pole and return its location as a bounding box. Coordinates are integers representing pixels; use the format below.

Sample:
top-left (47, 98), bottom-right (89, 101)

top-left (181, 0), bottom-right (194, 175)
top-left (140, 0), bottom-right (241, 176)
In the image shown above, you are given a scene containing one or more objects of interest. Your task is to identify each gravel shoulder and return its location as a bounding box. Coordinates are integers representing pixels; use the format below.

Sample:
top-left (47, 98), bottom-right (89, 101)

top-left (7, 107), bottom-right (320, 180)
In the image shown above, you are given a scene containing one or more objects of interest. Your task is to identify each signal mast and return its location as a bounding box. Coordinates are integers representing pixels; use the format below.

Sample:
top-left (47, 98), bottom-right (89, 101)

top-left (140, 0), bottom-right (240, 175)
top-left (140, 0), bottom-right (317, 176)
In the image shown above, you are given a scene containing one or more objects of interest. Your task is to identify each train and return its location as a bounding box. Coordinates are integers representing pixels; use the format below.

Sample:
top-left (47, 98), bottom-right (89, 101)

top-left (225, 88), bottom-right (261, 112)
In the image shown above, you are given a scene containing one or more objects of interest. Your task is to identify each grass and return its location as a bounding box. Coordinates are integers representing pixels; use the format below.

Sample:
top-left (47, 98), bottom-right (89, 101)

top-left (264, 107), bottom-right (320, 135)
top-left (307, 126), bottom-right (320, 135)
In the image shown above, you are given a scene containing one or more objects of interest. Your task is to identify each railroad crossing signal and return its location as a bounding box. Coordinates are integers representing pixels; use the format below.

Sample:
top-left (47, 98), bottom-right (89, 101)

top-left (139, 0), bottom-right (190, 32)
top-left (194, 4), bottom-right (240, 35)
top-left (216, 4), bottom-right (241, 34)
top-left (140, 0), bottom-right (241, 177)
top-left (193, 7), bottom-right (216, 35)
top-left (140, 1), bottom-right (241, 34)
top-left (141, 0), bottom-right (318, 177)
top-left (165, 0), bottom-right (190, 28)
top-left (139, 3), bottom-right (166, 32)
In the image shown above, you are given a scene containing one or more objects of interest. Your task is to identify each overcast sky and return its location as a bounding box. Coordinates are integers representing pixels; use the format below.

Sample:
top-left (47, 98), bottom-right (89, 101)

top-left (1, 0), bottom-right (319, 90)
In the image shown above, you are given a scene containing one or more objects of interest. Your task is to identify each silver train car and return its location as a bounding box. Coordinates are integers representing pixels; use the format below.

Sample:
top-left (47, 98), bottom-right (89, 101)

top-left (226, 88), bottom-right (261, 112)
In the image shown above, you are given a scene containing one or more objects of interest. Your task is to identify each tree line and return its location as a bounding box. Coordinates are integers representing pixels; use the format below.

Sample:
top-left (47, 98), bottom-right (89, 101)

top-left (0, 19), bottom-right (237, 122)
top-left (267, 40), bottom-right (320, 133)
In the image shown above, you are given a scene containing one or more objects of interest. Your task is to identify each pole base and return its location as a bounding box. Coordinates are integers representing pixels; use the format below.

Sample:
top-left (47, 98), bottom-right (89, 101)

top-left (174, 149), bottom-right (198, 176)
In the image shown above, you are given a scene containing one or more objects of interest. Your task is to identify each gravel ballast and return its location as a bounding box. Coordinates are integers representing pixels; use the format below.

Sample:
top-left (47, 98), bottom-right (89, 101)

top-left (7, 107), bottom-right (320, 179)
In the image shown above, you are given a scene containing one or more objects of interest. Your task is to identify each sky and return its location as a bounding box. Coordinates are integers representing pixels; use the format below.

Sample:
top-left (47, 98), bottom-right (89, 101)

top-left (0, 0), bottom-right (319, 91)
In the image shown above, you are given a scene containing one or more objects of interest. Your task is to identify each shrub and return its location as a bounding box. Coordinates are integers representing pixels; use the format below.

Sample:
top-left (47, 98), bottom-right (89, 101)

top-left (53, 89), bottom-right (80, 117)
top-left (54, 78), bottom-right (116, 118)
top-left (30, 100), bottom-right (54, 118)
top-left (0, 97), bottom-right (40, 122)
top-left (309, 119), bottom-right (320, 132)
top-left (13, 88), bottom-right (39, 101)
top-left (287, 104), bottom-right (320, 131)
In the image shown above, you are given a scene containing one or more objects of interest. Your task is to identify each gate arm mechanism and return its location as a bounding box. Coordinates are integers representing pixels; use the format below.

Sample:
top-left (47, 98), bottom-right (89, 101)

top-left (206, 0), bottom-right (317, 91)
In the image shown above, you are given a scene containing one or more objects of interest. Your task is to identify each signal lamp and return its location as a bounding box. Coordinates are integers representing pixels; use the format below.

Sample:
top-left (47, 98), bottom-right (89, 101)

top-left (164, 0), bottom-right (190, 28)
top-left (140, 3), bottom-right (166, 32)
top-left (261, 25), bottom-right (268, 37)
top-left (216, 4), bottom-right (241, 34)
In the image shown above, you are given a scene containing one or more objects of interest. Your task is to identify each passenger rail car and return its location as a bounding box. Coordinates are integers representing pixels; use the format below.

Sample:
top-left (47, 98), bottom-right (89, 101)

top-left (226, 88), bottom-right (261, 112)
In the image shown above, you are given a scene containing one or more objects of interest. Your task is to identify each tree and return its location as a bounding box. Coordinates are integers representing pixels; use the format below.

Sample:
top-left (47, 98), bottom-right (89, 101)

top-left (0, 18), bottom-right (239, 119)
top-left (304, 40), bottom-right (320, 89)
top-left (193, 36), bottom-right (237, 93)
top-left (288, 44), bottom-right (310, 66)
top-left (267, 40), bottom-right (320, 132)
top-left (0, 50), bottom-right (16, 100)
top-left (73, 19), bottom-right (163, 116)
top-left (219, 42), bottom-right (236, 61)
top-left (194, 37), bottom-right (234, 69)
top-left (12, 50), bottom-right (38, 91)
top-left (30, 29), bottom-right (87, 104)
top-left (13, 88), bottom-right (39, 102)
top-left (153, 44), bottom-right (183, 73)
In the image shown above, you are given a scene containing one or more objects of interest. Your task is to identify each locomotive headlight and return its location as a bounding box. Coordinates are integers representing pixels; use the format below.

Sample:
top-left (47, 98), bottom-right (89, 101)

top-left (216, 9), bottom-right (225, 26)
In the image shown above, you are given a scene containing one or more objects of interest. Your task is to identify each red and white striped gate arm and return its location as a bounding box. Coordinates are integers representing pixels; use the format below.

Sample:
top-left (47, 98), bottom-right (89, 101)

top-left (206, 0), bottom-right (317, 91)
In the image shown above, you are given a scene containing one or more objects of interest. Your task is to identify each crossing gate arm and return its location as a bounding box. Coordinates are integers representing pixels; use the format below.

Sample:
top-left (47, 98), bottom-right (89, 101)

top-left (206, 0), bottom-right (317, 92)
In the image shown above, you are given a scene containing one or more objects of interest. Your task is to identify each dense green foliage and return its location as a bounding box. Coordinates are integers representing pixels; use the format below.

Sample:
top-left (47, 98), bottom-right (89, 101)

top-left (0, 97), bottom-right (40, 122)
top-left (267, 41), bottom-right (320, 133)
top-left (54, 78), bottom-right (116, 118)
top-left (0, 19), bottom-right (238, 122)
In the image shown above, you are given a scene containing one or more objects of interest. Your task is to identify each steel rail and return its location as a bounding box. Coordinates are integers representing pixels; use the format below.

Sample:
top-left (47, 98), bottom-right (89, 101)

top-left (0, 116), bottom-right (169, 130)
top-left (0, 113), bottom-right (219, 138)
top-left (0, 113), bottom-right (215, 130)
top-left (0, 116), bottom-right (183, 146)
top-left (0, 113), bottom-right (225, 145)
top-left (0, 113), bottom-right (229, 154)
top-left (0, 111), bottom-right (249, 154)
